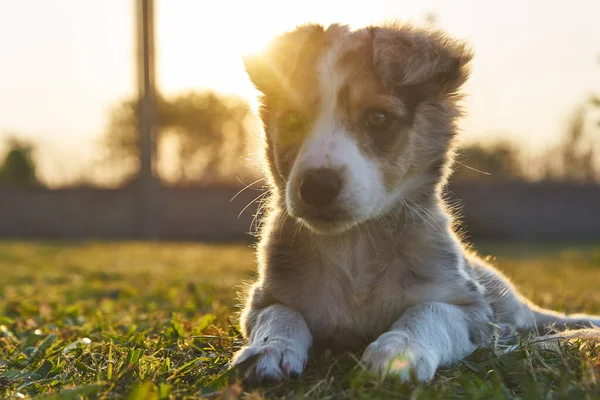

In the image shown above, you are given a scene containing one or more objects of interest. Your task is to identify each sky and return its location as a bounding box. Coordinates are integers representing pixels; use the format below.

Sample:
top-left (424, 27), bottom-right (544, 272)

top-left (0, 0), bottom-right (599, 185)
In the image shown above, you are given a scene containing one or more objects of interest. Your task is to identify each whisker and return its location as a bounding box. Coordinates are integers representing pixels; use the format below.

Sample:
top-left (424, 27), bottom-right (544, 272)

top-left (249, 190), bottom-right (271, 235)
top-left (402, 199), bottom-right (418, 232)
top-left (364, 218), bottom-right (377, 249)
top-left (397, 201), bottom-right (409, 237)
top-left (238, 190), bottom-right (269, 219)
top-left (455, 161), bottom-right (491, 176)
top-left (410, 201), bottom-right (443, 232)
top-left (291, 220), bottom-right (304, 245)
top-left (231, 177), bottom-right (267, 202)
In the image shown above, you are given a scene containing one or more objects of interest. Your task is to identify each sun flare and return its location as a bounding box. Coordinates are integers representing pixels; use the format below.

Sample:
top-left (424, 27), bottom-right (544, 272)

top-left (154, 0), bottom-right (388, 109)
top-left (156, 1), bottom-right (303, 107)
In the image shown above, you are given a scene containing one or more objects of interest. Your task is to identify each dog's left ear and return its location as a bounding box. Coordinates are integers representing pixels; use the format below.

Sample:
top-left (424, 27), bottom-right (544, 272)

top-left (371, 23), bottom-right (473, 95)
top-left (243, 24), bottom-right (325, 97)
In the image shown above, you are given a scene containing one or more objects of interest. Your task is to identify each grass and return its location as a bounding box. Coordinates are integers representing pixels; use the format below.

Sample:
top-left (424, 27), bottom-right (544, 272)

top-left (0, 241), bottom-right (599, 399)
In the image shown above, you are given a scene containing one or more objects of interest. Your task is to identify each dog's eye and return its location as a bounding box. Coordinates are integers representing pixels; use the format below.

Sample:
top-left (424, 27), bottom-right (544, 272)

top-left (282, 111), bottom-right (308, 132)
top-left (364, 109), bottom-right (392, 131)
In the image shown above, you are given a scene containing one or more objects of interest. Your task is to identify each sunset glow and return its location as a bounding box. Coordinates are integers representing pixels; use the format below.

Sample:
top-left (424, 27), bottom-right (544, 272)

top-left (0, 0), bottom-right (599, 185)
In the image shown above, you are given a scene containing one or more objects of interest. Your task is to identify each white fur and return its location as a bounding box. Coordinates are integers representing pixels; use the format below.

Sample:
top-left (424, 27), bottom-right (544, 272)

top-left (362, 303), bottom-right (477, 380)
top-left (287, 131), bottom-right (383, 219)
top-left (233, 23), bottom-right (600, 386)
top-left (232, 305), bottom-right (312, 381)
top-left (285, 40), bottom-right (386, 232)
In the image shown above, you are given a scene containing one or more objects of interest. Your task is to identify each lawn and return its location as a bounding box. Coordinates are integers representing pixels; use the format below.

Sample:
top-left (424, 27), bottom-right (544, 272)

top-left (1, 241), bottom-right (599, 399)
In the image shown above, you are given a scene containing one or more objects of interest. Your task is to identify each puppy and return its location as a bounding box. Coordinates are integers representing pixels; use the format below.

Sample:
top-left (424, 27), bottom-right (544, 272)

top-left (231, 22), bottom-right (600, 382)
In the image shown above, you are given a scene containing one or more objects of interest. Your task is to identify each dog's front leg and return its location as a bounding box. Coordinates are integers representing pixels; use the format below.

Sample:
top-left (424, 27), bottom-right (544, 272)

top-left (231, 304), bottom-right (312, 383)
top-left (362, 302), bottom-right (491, 381)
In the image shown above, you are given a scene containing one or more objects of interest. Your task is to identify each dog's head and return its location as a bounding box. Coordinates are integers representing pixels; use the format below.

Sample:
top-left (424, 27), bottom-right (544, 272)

top-left (245, 22), bottom-right (472, 235)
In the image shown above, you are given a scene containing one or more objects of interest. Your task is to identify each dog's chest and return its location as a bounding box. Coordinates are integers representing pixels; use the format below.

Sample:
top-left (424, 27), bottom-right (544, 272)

top-left (283, 240), bottom-right (409, 346)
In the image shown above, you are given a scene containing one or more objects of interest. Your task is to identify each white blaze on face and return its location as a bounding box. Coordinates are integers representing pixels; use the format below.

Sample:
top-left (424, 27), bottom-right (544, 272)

top-left (286, 33), bottom-right (386, 222)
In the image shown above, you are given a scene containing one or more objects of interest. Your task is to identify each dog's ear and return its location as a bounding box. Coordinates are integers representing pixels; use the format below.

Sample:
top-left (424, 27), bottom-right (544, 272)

top-left (243, 24), bottom-right (325, 96)
top-left (371, 23), bottom-right (472, 95)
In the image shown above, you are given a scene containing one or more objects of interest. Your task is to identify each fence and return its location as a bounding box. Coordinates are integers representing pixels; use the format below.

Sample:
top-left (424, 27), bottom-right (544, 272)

top-left (1, 183), bottom-right (599, 242)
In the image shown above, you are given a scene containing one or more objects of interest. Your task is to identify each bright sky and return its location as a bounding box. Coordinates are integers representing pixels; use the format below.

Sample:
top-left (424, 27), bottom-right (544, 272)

top-left (1, 0), bottom-right (599, 185)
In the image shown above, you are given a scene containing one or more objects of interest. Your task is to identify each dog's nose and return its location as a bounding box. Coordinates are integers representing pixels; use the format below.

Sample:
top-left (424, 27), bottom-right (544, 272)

top-left (299, 168), bottom-right (342, 207)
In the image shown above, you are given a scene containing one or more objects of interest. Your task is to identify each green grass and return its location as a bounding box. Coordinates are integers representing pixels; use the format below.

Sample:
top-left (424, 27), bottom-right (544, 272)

top-left (0, 241), bottom-right (599, 399)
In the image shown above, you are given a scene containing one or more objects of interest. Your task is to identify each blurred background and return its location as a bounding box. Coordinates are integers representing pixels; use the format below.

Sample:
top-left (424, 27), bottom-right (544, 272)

top-left (1, 0), bottom-right (599, 242)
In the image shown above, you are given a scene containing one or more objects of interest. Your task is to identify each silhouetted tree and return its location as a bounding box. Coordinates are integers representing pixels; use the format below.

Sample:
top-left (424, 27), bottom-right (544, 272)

top-left (0, 137), bottom-right (39, 186)
top-left (451, 141), bottom-right (523, 183)
top-left (104, 91), bottom-right (255, 185)
top-left (592, 96), bottom-right (600, 124)
top-left (423, 12), bottom-right (438, 26)
top-left (590, 55), bottom-right (600, 127)
top-left (541, 105), bottom-right (597, 183)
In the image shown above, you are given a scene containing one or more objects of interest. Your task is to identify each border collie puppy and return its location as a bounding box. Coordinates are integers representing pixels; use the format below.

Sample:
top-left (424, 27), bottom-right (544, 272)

top-left (232, 22), bottom-right (600, 382)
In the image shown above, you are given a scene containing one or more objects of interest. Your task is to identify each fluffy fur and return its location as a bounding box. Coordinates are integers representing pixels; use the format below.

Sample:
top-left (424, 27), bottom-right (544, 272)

top-left (231, 22), bottom-right (600, 383)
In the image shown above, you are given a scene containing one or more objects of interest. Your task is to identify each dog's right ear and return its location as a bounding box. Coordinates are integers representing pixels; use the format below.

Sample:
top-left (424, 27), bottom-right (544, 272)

top-left (243, 24), bottom-right (325, 96)
top-left (371, 23), bottom-right (473, 95)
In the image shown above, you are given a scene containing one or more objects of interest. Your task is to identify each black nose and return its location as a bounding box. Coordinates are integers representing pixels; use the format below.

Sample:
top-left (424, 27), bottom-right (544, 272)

top-left (299, 168), bottom-right (342, 207)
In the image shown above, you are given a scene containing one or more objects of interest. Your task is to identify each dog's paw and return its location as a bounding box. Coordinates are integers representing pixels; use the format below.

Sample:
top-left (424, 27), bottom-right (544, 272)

top-left (231, 339), bottom-right (307, 384)
top-left (361, 331), bottom-right (438, 382)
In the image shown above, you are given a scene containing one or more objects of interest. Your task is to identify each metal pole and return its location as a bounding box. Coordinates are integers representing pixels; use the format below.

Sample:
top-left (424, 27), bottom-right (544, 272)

top-left (136, 0), bottom-right (160, 238)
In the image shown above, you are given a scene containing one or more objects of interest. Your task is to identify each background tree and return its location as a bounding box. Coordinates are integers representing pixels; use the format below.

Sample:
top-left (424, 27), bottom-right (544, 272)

top-left (590, 55), bottom-right (600, 127)
top-left (538, 55), bottom-right (599, 183)
top-left (451, 141), bottom-right (523, 183)
top-left (0, 137), bottom-right (39, 186)
top-left (540, 105), bottom-right (598, 183)
top-left (104, 91), bottom-right (257, 186)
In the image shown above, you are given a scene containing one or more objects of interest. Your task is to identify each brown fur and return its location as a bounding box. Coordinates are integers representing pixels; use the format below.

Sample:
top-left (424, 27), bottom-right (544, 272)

top-left (233, 21), bottom-right (600, 383)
